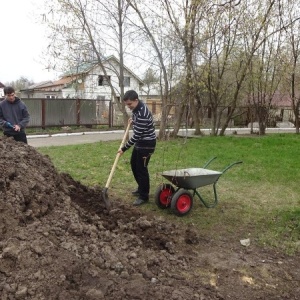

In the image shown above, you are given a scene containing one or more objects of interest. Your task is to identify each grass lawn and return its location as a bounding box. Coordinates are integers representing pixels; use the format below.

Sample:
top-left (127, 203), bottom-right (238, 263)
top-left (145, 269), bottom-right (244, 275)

top-left (38, 133), bottom-right (300, 254)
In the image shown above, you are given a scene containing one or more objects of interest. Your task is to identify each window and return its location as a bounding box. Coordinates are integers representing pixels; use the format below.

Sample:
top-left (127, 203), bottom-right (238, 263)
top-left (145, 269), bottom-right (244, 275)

top-left (98, 75), bottom-right (111, 86)
top-left (46, 95), bottom-right (56, 99)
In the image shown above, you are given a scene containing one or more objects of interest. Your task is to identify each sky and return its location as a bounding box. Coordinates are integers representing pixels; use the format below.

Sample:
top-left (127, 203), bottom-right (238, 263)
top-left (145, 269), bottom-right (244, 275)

top-left (0, 0), bottom-right (59, 84)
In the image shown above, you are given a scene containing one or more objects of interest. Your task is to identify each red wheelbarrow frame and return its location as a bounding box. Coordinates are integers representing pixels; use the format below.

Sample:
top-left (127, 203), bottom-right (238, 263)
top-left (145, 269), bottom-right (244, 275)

top-left (155, 157), bottom-right (242, 216)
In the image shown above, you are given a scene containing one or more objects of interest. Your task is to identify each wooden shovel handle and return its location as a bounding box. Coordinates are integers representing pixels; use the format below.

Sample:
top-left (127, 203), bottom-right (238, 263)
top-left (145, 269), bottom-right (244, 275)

top-left (104, 123), bottom-right (131, 189)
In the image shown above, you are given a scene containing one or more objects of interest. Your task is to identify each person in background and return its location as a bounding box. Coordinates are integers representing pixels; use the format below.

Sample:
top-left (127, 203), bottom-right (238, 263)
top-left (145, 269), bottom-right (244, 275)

top-left (118, 90), bottom-right (157, 206)
top-left (0, 86), bottom-right (30, 144)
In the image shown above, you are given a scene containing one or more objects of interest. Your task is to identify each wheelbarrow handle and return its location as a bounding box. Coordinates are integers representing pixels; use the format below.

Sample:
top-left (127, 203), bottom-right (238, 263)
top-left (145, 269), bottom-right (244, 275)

top-left (202, 156), bottom-right (217, 168)
top-left (221, 161), bottom-right (243, 174)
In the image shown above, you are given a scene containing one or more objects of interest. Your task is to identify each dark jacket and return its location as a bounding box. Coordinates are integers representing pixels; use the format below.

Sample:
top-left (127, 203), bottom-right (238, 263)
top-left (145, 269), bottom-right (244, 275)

top-left (122, 100), bottom-right (156, 152)
top-left (0, 97), bottom-right (30, 135)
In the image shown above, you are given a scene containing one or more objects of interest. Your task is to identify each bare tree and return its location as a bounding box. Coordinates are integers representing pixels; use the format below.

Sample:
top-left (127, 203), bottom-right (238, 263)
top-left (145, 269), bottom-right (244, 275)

top-left (126, 0), bottom-right (176, 139)
top-left (197, 1), bottom-right (244, 135)
top-left (246, 29), bottom-right (285, 135)
top-left (5, 77), bottom-right (35, 92)
top-left (40, 0), bottom-right (300, 134)
top-left (221, 0), bottom-right (278, 135)
top-left (141, 68), bottom-right (160, 96)
top-left (280, 0), bottom-right (300, 133)
top-left (160, 0), bottom-right (210, 136)
top-left (44, 0), bottom-right (139, 124)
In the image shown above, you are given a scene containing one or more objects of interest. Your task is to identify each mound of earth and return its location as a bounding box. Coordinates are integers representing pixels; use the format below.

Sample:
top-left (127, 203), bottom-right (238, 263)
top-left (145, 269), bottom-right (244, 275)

top-left (0, 136), bottom-right (299, 300)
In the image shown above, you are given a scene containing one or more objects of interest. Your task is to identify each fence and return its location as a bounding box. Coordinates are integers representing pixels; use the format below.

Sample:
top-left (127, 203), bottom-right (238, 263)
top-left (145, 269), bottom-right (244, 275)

top-left (21, 98), bottom-right (297, 129)
top-left (23, 98), bottom-right (113, 128)
top-left (147, 102), bottom-right (296, 128)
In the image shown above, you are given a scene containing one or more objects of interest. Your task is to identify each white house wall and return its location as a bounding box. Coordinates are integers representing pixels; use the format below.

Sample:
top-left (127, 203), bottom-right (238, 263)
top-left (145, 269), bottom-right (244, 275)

top-left (62, 87), bottom-right (78, 98)
top-left (84, 60), bottom-right (142, 100)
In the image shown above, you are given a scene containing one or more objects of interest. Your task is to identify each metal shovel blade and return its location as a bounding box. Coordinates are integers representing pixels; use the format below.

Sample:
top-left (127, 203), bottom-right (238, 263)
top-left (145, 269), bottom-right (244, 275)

top-left (102, 187), bottom-right (111, 211)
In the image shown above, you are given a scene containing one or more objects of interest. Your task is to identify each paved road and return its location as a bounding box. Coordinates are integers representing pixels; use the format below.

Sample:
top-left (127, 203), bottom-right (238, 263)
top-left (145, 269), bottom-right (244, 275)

top-left (28, 127), bottom-right (296, 147)
top-left (28, 131), bottom-right (127, 147)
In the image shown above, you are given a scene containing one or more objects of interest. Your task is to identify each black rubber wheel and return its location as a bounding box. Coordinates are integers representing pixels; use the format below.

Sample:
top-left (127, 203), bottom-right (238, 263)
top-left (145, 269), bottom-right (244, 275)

top-left (171, 189), bottom-right (193, 216)
top-left (154, 184), bottom-right (175, 209)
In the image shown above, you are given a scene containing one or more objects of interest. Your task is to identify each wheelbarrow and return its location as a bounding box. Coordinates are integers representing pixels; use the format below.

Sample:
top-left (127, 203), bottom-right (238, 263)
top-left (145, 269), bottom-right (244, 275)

top-left (155, 157), bottom-right (242, 216)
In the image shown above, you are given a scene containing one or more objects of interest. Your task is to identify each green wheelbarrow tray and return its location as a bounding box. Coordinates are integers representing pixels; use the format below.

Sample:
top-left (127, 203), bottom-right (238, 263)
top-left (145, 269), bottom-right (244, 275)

top-left (159, 157), bottom-right (242, 209)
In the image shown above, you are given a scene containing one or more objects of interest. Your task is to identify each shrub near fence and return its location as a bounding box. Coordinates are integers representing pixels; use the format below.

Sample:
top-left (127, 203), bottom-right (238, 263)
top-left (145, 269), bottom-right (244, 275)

top-left (23, 98), bottom-right (113, 128)
top-left (148, 102), bottom-right (296, 128)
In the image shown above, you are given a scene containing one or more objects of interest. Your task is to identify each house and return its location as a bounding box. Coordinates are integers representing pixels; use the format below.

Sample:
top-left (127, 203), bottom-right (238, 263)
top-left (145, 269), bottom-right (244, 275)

top-left (20, 80), bottom-right (58, 99)
top-left (0, 81), bottom-right (5, 98)
top-left (20, 56), bottom-right (144, 101)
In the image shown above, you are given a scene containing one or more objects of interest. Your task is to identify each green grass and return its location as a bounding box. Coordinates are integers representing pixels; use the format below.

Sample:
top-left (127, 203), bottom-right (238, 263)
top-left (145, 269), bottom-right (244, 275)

top-left (38, 133), bottom-right (300, 254)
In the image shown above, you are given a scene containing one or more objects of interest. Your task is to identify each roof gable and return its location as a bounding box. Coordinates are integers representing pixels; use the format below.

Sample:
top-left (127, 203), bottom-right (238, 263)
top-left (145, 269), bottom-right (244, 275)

top-left (62, 55), bottom-right (144, 84)
top-left (21, 78), bottom-right (74, 92)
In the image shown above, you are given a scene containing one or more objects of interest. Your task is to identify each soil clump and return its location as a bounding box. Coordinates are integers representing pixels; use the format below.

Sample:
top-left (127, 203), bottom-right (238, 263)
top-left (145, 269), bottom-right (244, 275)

top-left (0, 136), bottom-right (299, 299)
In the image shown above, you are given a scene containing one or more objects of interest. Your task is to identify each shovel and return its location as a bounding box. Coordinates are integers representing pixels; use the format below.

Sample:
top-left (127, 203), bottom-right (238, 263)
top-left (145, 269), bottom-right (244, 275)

top-left (102, 123), bottom-right (131, 210)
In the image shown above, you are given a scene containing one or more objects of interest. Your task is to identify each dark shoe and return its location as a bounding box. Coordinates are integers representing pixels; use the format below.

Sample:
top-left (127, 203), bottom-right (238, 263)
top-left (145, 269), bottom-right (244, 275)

top-left (131, 189), bottom-right (139, 196)
top-left (133, 198), bottom-right (149, 206)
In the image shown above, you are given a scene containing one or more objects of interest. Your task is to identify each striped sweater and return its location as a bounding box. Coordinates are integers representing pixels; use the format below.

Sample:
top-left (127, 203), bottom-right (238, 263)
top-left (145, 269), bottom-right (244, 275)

top-left (122, 101), bottom-right (156, 152)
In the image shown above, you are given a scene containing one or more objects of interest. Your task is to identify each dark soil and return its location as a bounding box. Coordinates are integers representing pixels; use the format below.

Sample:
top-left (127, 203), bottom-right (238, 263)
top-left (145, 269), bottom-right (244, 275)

top-left (0, 136), bottom-right (299, 300)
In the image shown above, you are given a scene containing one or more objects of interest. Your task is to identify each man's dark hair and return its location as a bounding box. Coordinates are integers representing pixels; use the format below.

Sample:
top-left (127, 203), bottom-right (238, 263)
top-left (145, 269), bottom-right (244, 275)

top-left (123, 90), bottom-right (139, 101)
top-left (4, 86), bottom-right (15, 95)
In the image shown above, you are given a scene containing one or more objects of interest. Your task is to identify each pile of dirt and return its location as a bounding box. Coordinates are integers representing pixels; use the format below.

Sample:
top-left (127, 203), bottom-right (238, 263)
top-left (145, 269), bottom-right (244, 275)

top-left (0, 136), bottom-right (299, 300)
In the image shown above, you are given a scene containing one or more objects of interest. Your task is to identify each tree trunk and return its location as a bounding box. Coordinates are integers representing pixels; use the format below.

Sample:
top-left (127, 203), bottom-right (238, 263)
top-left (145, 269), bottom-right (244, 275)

top-left (171, 104), bottom-right (185, 137)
